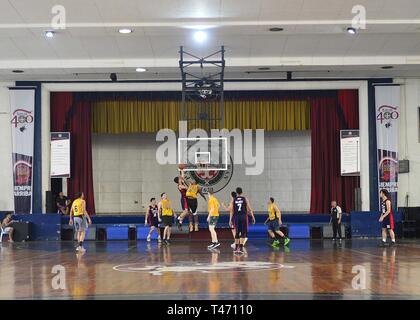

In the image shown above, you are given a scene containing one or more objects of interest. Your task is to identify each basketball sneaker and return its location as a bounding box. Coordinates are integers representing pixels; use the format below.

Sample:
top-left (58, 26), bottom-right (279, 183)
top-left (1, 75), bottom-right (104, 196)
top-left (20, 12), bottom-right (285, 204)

top-left (271, 240), bottom-right (280, 247)
top-left (146, 235), bottom-right (151, 242)
top-left (284, 238), bottom-right (290, 246)
top-left (212, 242), bottom-right (220, 249)
top-left (189, 224), bottom-right (194, 232)
top-left (378, 241), bottom-right (388, 247)
top-left (176, 218), bottom-right (183, 231)
top-left (231, 242), bottom-right (236, 249)
top-left (208, 243), bottom-right (215, 249)
top-left (194, 224), bottom-right (199, 232)
top-left (243, 237), bottom-right (248, 246)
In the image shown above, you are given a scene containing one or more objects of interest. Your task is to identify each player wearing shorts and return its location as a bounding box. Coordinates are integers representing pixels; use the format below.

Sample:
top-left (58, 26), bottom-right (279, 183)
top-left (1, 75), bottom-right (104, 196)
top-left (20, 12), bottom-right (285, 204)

top-left (230, 187), bottom-right (255, 255)
top-left (379, 189), bottom-right (396, 247)
top-left (185, 180), bottom-right (206, 232)
top-left (207, 190), bottom-right (220, 249)
top-left (145, 198), bottom-right (161, 242)
top-left (174, 172), bottom-right (191, 231)
top-left (158, 192), bottom-right (174, 245)
top-left (264, 197), bottom-right (290, 247)
top-left (69, 192), bottom-right (92, 253)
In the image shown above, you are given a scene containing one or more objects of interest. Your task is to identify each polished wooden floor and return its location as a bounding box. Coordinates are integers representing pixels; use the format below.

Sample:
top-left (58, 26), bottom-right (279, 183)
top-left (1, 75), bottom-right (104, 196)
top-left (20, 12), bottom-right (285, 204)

top-left (1, 239), bottom-right (420, 300)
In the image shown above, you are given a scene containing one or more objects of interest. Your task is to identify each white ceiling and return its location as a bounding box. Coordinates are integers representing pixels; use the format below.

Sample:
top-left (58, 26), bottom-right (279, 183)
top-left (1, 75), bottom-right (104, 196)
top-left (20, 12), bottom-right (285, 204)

top-left (1, 0), bottom-right (420, 80)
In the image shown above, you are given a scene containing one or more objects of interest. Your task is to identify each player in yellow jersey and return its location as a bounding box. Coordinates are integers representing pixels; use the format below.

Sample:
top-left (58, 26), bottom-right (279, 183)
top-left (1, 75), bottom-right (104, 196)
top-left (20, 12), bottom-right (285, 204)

top-left (69, 192), bottom-right (92, 252)
top-left (206, 190), bottom-right (221, 249)
top-left (158, 192), bottom-right (173, 245)
top-left (184, 179), bottom-right (206, 232)
top-left (264, 197), bottom-right (290, 248)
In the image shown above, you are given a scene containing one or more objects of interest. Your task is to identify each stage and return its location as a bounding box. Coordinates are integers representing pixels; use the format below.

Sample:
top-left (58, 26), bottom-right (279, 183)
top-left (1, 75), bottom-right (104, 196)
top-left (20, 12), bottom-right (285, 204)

top-left (1, 239), bottom-right (420, 300)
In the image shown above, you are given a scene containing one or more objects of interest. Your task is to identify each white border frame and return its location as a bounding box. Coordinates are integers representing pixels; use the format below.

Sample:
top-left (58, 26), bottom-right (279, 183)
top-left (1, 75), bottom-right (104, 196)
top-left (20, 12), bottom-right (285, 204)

top-left (41, 80), bottom-right (370, 211)
top-left (194, 152), bottom-right (211, 165)
top-left (178, 137), bottom-right (228, 171)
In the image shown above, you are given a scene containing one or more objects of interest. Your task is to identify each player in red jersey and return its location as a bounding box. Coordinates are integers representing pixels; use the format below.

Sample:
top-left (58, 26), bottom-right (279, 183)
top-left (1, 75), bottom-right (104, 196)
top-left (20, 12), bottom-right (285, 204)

top-left (379, 189), bottom-right (396, 247)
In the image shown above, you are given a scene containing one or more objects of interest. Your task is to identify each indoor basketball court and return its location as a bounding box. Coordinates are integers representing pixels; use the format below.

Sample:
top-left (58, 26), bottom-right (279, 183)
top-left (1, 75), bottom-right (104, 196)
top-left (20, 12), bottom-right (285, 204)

top-left (1, 0), bottom-right (420, 304)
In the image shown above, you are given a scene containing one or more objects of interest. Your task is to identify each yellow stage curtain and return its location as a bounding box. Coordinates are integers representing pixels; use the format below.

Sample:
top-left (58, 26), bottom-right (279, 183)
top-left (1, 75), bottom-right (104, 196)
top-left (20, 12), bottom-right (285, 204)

top-left (91, 99), bottom-right (310, 133)
top-left (224, 100), bottom-right (310, 131)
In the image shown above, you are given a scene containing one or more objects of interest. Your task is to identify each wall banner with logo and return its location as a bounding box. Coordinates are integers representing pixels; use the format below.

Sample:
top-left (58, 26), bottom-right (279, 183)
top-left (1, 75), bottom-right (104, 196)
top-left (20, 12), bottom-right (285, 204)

top-left (9, 88), bottom-right (36, 214)
top-left (375, 85), bottom-right (400, 210)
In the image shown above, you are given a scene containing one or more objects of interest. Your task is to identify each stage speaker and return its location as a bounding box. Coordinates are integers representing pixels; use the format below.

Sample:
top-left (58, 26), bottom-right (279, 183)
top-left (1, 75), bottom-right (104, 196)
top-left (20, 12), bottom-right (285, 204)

top-left (406, 207), bottom-right (420, 237)
top-left (129, 227), bottom-right (137, 241)
top-left (10, 221), bottom-right (31, 242)
top-left (45, 191), bottom-right (56, 213)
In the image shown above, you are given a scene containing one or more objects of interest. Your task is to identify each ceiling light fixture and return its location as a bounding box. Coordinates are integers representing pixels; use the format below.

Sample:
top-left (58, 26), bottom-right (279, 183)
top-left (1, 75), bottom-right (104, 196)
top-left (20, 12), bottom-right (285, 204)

top-left (12, 70), bottom-right (24, 73)
top-left (45, 30), bottom-right (55, 38)
top-left (258, 67), bottom-right (271, 71)
top-left (194, 30), bottom-right (207, 43)
top-left (119, 28), bottom-right (133, 34)
top-left (269, 27), bottom-right (284, 32)
top-left (346, 27), bottom-right (357, 35)
top-left (381, 66), bottom-right (394, 69)
top-left (135, 67), bottom-right (147, 72)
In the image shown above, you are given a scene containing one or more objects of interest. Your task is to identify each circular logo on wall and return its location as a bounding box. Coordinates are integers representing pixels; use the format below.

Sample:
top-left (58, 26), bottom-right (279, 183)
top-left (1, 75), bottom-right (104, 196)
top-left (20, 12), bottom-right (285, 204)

top-left (184, 155), bottom-right (234, 194)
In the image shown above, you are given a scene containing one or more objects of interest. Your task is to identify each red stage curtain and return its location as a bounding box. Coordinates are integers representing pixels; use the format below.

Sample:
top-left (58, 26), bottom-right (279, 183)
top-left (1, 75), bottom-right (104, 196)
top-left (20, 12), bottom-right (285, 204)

top-left (309, 90), bottom-right (359, 214)
top-left (50, 92), bottom-right (96, 215)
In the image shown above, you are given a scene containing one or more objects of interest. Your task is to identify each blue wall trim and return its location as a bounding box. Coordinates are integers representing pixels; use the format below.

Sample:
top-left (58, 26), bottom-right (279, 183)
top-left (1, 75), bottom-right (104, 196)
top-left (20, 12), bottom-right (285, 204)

top-left (16, 81), bottom-right (42, 214)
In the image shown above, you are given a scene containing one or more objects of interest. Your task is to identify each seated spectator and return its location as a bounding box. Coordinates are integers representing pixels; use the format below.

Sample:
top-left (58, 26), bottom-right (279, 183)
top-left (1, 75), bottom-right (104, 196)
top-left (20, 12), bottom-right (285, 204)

top-left (56, 192), bottom-right (71, 215)
top-left (1, 214), bottom-right (17, 242)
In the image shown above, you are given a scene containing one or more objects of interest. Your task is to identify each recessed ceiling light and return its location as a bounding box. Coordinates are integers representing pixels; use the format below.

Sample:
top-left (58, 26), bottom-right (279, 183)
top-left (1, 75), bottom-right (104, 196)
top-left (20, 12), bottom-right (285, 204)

top-left (45, 30), bottom-right (55, 38)
top-left (258, 67), bottom-right (271, 70)
top-left (193, 30), bottom-right (207, 43)
top-left (119, 28), bottom-right (133, 34)
top-left (12, 70), bottom-right (24, 73)
top-left (346, 27), bottom-right (357, 35)
top-left (269, 27), bottom-right (284, 32)
top-left (381, 66), bottom-right (394, 69)
top-left (135, 67), bottom-right (147, 72)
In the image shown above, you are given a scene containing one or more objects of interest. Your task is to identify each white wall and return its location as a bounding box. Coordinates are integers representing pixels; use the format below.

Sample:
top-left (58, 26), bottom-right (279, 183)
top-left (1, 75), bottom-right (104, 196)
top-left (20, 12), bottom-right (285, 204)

top-left (92, 131), bottom-right (311, 214)
top-left (397, 78), bottom-right (420, 207)
top-left (0, 82), bottom-right (15, 211)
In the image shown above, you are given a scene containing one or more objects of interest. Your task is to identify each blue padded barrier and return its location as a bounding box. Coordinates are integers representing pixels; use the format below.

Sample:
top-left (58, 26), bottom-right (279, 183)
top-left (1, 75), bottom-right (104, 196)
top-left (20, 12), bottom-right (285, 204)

top-left (60, 213), bottom-right (348, 226)
top-left (247, 224), bottom-right (268, 239)
top-left (10, 213), bottom-right (61, 241)
top-left (106, 226), bottom-right (129, 240)
top-left (288, 224), bottom-right (310, 238)
top-left (137, 226), bottom-right (160, 240)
